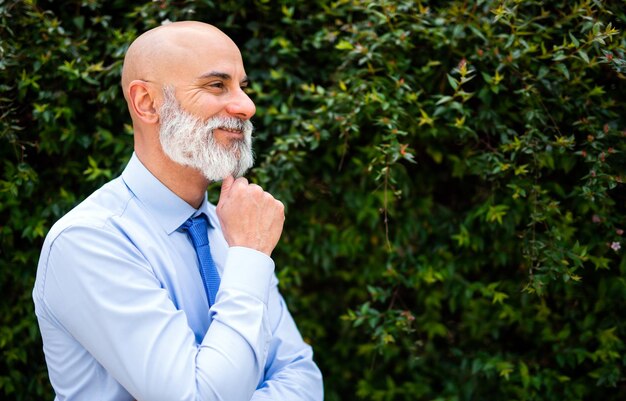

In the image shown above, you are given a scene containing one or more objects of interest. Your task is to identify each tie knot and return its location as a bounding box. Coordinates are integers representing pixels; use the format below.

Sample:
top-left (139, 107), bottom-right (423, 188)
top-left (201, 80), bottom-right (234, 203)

top-left (182, 215), bottom-right (209, 248)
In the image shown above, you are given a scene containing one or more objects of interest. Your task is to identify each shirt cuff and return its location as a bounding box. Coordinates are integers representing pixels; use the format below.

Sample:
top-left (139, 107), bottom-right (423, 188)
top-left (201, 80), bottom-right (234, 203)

top-left (220, 246), bottom-right (275, 304)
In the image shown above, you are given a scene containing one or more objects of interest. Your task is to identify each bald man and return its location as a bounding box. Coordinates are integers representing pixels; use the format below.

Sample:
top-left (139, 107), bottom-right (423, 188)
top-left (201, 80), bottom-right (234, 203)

top-left (33, 21), bottom-right (323, 401)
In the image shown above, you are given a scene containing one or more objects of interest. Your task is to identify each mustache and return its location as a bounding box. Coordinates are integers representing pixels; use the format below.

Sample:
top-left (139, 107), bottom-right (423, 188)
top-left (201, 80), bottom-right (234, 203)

top-left (205, 116), bottom-right (253, 133)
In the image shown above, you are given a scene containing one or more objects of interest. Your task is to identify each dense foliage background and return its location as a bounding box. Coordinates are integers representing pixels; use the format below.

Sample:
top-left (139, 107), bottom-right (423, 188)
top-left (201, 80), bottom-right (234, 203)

top-left (1, 0), bottom-right (625, 400)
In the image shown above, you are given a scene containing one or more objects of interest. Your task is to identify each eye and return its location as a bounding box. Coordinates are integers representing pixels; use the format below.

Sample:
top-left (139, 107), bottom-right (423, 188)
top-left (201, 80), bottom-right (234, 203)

top-left (207, 81), bottom-right (225, 89)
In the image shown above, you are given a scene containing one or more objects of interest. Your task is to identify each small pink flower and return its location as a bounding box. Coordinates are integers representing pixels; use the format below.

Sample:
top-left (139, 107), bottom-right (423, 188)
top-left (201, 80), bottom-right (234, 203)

top-left (592, 215), bottom-right (602, 223)
top-left (611, 242), bottom-right (621, 252)
top-left (616, 229), bottom-right (624, 236)
top-left (401, 310), bottom-right (415, 322)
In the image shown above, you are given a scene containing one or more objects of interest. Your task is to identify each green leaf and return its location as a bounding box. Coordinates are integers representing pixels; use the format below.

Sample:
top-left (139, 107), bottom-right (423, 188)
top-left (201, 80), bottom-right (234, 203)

top-left (578, 49), bottom-right (590, 64)
top-left (447, 74), bottom-right (459, 90)
top-left (486, 204), bottom-right (509, 224)
top-left (335, 40), bottom-right (354, 50)
top-left (555, 63), bottom-right (570, 80)
top-left (435, 95), bottom-right (454, 105)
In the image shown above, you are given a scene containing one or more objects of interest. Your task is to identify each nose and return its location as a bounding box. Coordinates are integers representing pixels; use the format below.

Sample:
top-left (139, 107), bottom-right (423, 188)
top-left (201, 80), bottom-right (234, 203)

top-left (225, 88), bottom-right (256, 120)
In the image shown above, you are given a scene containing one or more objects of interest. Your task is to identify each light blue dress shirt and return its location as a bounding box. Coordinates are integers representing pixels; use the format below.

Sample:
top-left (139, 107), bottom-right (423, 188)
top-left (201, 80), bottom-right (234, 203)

top-left (32, 153), bottom-right (323, 401)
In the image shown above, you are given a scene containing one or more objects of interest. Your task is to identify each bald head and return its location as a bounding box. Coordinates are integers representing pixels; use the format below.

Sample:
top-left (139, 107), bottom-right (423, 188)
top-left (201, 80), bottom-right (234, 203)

top-left (121, 21), bottom-right (240, 101)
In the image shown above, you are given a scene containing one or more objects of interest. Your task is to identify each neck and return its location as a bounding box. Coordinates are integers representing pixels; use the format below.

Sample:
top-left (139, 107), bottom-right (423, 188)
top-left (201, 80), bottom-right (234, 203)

top-left (135, 145), bottom-right (209, 209)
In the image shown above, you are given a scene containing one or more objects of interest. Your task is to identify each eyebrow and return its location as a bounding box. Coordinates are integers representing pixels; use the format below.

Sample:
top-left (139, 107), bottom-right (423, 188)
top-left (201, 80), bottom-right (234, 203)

top-left (197, 71), bottom-right (250, 85)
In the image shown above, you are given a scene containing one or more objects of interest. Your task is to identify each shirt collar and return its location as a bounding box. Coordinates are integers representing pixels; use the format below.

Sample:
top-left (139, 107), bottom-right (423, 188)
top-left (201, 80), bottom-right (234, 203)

top-left (121, 153), bottom-right (212, 235)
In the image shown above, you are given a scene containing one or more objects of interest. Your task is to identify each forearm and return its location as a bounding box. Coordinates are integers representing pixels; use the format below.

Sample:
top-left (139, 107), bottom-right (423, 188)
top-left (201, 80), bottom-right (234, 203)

top-left (251, 358), bottom-right (323, 401)
top-left (250, 290), bottom-right (323, 401)
top-left (39, 228), bottom-right (275, 401)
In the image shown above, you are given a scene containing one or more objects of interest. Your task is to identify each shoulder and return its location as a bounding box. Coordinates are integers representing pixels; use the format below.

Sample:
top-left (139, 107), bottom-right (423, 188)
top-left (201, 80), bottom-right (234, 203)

top-left (34, 177), bottom-right (149, 304)
top-left (39, 175), bottom-right (155, 271)
top-left (45, 177), bottom-right (134, 243)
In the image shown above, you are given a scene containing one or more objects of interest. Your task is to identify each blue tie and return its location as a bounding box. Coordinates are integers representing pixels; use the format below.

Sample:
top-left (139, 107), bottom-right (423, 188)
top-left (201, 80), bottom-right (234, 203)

top-left (182, 215), bottom-right (220, 307)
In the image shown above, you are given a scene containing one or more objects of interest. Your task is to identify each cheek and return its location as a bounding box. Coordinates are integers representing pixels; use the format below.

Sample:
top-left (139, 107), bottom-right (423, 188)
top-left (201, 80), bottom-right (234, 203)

top-left (184, 94), bottom-right (224, 120)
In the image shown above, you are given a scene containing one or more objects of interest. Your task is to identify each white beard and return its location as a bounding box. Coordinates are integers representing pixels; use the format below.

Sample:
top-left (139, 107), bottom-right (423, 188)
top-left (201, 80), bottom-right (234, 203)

top-left (158, 87), bottom-right (254, 181)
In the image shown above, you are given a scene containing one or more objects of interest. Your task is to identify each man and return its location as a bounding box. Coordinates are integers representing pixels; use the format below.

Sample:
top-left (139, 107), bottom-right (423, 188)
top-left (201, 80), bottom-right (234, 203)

top-left (32, 21), bottom-right (323, 400)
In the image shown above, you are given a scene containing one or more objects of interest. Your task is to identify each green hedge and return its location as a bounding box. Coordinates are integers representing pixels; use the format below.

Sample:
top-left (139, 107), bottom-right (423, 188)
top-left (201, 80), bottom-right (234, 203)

top-left (1, 0), bottom-right (625, 400)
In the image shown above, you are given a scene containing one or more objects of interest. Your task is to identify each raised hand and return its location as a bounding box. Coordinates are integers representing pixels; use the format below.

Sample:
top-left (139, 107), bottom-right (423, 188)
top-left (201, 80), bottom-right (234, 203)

top-left (216, 176), bottom-right (285, 256)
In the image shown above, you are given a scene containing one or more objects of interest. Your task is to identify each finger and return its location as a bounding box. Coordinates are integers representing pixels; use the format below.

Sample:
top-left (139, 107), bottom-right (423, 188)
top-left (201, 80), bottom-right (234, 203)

top-left (219, 175), bottom-right (235, 199)
top-left (262, 191), bottom-right (274, 203)
top-left (233, 177), bottom-right (249, 188)
top-left (275, 199), bottom-right (284, 212)
top-left (249, 184), bottom-right (264, 194)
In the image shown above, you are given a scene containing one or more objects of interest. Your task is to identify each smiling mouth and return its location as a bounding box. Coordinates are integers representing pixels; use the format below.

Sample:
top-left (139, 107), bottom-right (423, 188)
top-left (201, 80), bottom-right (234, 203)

top-left (217, 127), bottom-right (243, 135)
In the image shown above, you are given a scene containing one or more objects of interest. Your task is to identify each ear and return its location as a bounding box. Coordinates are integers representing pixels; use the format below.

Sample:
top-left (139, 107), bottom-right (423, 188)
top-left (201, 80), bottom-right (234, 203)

top-left (128, 80), bottom-right (160, 124)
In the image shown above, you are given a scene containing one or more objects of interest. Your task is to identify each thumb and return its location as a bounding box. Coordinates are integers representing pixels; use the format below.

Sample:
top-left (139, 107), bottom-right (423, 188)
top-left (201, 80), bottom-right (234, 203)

top-left (219, 175), bottom-right (235, 200)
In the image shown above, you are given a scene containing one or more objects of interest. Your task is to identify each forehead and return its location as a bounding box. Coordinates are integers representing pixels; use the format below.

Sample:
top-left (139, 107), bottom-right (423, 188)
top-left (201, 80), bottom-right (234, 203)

top-left (172, 34), bottom-right (247, 82)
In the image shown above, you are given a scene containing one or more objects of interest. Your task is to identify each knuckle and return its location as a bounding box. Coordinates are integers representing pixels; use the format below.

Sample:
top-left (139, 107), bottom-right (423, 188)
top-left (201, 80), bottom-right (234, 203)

top-left (249, 184), bottom-right (263, 193)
